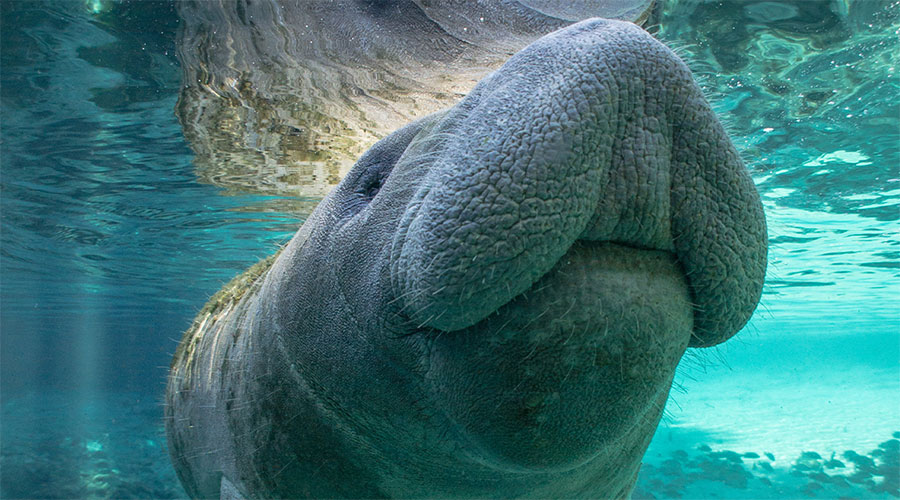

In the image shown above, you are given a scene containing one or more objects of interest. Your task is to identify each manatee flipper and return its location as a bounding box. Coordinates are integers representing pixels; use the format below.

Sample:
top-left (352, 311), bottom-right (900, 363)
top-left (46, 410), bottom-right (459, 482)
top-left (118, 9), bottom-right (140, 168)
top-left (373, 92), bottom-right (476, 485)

top-left (220, 476), bottom-right (245, 500)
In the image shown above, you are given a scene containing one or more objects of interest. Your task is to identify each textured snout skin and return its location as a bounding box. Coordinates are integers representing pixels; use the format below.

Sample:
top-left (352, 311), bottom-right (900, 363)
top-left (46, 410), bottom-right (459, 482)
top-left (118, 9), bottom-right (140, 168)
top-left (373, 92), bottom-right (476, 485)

top-left (392, 19), bottom-right (766, 346)
top-left (166, 18), bottom-right (766, 499)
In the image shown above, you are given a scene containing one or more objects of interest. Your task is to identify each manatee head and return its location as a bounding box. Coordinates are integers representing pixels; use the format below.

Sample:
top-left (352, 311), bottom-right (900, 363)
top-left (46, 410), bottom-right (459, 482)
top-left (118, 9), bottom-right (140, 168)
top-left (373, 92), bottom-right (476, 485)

top-left (175, 17), bottom-right (767, 498)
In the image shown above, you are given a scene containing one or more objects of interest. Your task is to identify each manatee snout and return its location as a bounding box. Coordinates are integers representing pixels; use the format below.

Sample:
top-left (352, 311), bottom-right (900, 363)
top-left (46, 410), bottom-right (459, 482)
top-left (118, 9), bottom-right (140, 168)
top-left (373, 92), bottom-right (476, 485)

top-left (382, 17), bottom-right (766, 472)
top-left (391, 18), bottom-right (766, 347)
top-left (167, 17), bottom-right (766, 499)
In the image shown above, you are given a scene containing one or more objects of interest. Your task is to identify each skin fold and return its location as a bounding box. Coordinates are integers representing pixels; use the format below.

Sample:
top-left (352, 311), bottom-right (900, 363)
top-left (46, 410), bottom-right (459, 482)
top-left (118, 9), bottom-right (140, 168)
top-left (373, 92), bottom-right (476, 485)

top-left (166, 18), bottom-right (767, 499)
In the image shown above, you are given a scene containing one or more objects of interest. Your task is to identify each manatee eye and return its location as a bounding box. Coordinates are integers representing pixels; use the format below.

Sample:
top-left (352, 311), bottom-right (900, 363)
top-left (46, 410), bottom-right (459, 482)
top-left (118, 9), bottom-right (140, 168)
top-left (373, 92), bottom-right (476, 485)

top-left (355, 163), bottom-right (389, 203)
top-left (340, 162), bottom-right (392, 219)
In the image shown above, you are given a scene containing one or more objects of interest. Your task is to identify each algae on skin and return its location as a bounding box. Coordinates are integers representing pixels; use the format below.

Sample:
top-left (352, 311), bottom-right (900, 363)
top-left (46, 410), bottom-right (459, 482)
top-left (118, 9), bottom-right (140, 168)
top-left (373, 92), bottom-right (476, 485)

top-left (171, 248), bottom-right (283, 372)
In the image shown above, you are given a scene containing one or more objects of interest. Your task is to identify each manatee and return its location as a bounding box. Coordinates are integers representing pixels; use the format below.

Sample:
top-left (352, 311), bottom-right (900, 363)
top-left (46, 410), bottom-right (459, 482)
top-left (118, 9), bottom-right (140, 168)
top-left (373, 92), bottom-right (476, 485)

top-left (175, 0), bottom-right (658, 199)
top-left (166, 18), bottom-right (767, 499)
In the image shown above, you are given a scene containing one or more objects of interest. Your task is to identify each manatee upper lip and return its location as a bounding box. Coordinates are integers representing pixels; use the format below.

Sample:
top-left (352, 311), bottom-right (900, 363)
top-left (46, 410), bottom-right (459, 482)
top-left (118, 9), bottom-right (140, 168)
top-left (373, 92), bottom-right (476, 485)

top-left (390, 18), bottom-right (767, 347)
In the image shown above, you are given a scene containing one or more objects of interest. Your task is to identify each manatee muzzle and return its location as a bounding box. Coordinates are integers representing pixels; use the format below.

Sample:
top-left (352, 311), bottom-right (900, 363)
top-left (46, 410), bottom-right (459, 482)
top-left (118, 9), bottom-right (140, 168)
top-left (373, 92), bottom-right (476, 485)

top-left (390, 18), bottom-right (767, 348)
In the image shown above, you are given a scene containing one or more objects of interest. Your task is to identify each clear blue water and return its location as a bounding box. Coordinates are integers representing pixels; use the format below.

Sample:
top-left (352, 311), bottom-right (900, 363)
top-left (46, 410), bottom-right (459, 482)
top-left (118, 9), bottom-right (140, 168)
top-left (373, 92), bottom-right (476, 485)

top-left (1, 1), bottom-right (897, 498)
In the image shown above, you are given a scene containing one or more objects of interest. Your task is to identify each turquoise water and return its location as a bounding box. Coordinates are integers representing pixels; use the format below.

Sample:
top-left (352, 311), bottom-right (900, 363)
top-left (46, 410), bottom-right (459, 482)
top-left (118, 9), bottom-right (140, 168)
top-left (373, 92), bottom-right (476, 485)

top-left (633, 2), bottom-right (899, 498)
top-left (1, 1), bottom-right (897, 498)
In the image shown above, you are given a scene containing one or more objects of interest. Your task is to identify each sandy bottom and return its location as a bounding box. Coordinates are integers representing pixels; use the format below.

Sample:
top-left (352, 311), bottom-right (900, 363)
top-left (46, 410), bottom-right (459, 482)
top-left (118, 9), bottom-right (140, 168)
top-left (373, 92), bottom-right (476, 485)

top-left (637, 342), bottom-right (899, 499)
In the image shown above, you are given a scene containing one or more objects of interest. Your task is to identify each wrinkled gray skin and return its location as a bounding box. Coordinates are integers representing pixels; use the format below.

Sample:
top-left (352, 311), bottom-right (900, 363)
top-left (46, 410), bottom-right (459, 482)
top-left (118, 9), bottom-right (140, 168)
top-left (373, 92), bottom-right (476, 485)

top-left (166, 18), bottom-right (767, 499)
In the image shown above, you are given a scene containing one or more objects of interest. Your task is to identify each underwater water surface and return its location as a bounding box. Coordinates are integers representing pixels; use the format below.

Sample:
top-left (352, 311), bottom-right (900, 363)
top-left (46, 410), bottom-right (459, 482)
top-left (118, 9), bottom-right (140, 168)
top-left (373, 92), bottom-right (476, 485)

top-left (1, 0), bottom-right (898, 498)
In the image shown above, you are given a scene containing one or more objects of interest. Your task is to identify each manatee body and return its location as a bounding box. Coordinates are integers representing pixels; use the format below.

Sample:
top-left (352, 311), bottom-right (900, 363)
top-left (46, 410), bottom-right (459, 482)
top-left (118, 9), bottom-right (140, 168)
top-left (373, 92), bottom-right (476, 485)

top-left (166, 18), bottom-right (767, 499)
